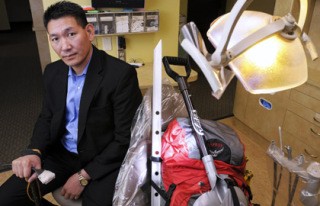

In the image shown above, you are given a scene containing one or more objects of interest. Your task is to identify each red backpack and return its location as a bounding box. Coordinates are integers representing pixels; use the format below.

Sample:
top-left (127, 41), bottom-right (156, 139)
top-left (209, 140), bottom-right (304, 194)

top-left (161, 117), bottom-right (252, 206)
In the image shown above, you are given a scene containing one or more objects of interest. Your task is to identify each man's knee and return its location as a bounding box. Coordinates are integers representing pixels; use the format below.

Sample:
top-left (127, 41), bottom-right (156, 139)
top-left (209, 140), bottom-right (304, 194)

top-left (0, 175), bottom-right (34, 206)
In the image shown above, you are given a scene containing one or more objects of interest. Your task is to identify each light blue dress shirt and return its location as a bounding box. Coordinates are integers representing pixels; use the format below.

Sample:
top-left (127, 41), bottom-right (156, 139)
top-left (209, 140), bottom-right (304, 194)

top-left (61, 64), bottom-right (89, 154)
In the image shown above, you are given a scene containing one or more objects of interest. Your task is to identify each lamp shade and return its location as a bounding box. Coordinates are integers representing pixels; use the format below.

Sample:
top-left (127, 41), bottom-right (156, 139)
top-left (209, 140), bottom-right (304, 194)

top-left (207, 11), bottom-right (308, 94)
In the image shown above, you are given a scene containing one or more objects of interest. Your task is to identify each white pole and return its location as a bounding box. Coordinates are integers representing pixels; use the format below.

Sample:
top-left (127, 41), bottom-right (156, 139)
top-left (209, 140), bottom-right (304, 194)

top-left (151, 40), bottom-right (163, 206)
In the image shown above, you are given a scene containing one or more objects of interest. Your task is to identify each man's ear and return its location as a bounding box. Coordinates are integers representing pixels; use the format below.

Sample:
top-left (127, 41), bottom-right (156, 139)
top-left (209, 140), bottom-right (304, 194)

top-left (86, 24), bottom-right (95, 40)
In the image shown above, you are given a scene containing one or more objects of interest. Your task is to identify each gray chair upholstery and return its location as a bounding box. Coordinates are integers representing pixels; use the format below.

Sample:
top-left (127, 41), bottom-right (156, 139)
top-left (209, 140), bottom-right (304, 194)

top-left (52, 187), bottom-right (82, 206)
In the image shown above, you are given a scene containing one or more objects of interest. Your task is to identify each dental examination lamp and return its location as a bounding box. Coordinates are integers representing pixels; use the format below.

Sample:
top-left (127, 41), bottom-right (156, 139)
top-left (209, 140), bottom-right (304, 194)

top-left (180, 0), bottom-right (318, 99)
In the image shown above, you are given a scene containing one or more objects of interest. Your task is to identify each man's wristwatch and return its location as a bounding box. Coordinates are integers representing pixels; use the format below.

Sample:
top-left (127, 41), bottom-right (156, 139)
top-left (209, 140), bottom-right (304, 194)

top-left (78, 171), bottom-right (89, 186)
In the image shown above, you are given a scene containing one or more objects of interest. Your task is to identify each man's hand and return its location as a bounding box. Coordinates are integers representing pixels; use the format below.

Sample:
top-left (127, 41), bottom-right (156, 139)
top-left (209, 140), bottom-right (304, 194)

top-left (61, 173), bottom-right (85, 200)
top-left (11, 155), bottom-right (41, 182)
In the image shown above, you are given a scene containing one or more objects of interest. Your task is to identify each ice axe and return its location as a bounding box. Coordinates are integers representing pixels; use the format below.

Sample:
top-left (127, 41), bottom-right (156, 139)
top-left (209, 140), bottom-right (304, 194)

top-left (163, 56), bottom-right (248, 206)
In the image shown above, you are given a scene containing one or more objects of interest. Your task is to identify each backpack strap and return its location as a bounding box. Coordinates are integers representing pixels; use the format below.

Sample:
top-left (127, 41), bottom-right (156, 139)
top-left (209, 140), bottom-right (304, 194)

top-left (164, 184), bottom-right (177, 206)
top-left (224, 178), bottom-right (240, 206)
top-left (242, 182), bottom-right (253, 201)
top-left (151, 180), bottom-right (176, 206)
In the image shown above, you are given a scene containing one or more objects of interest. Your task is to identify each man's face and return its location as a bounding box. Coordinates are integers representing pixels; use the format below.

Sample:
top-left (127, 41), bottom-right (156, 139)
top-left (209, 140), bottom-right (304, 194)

top-left (47, 16), bottom-right (94, 72)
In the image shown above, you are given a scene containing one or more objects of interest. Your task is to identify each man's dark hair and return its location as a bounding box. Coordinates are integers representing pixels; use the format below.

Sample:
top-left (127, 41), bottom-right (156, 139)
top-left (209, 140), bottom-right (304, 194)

top-left (43, 1), bottom-right (88, 29)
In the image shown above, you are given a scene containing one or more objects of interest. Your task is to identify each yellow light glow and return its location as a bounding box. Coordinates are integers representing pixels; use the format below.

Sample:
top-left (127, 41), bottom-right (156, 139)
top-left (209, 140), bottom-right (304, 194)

top-left (244, 36), bottom-right (280, 69)
top-left (230, 34), bottom-right (307, 93)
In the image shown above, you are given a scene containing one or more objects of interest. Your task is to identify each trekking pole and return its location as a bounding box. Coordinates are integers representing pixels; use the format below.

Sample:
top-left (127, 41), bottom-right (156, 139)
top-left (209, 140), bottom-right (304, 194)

top-left (270, 126), bottom-right (284, 206)
top-left (1, 163), bottom-right (42, 206)
top-left (288, 171), bottom-right (300, 205)
top-left (287, 155), bottom-right (304, 206)
top-left (0, 162), bottom-right (12, 173)
top-left (270, 141), bottom-right (283, 206)
top-left (285, 145), bottom-right (293, 205)
top-left (30, 180), bottom-right (42, 206)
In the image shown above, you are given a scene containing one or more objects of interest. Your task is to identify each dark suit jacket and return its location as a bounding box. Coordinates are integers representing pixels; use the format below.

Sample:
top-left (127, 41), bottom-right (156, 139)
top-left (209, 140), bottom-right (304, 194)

top-left (28, 46), bottom-right (142, 180)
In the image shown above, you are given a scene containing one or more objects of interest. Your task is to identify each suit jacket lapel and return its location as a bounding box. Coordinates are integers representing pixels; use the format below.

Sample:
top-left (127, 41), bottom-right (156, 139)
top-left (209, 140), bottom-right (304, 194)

top-left (57, 65), bottom-right (69, 108)
top-left (49, 63), bottom-right (68, 140)
top-left (78, 47), bottom-right (103, 141)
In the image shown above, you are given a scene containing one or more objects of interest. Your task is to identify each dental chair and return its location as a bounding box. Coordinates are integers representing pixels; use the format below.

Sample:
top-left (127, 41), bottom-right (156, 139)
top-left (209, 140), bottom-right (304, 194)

top-left (52, 187), bottom-right (82, 206)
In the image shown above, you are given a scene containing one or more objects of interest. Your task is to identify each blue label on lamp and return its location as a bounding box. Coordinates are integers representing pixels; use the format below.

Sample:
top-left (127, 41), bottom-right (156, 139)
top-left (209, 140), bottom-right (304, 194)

top-left (259, 98), bottom-right (272, 110)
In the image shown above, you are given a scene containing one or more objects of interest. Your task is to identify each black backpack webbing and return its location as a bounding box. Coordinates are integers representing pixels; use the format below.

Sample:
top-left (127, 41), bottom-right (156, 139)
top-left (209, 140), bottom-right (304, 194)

top-left (224, 178), bottom-right (240, 206)
top-left (150, 180), bottom-right (176, 206)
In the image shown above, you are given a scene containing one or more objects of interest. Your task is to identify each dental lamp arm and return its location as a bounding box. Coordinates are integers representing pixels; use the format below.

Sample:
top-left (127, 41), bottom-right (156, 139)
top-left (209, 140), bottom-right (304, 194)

top-left (297, 0), bottom-right (308, 30)
top-left (227, 14), bottom-right (296, 62)
top-left (211, 0), bottom-right (253, 66)
top-left (181, 39), bottom-right (223, 95)
top-left (302, 33), bottom-right (318, 60)
top-left (297, 0), bottom-right (318, 61)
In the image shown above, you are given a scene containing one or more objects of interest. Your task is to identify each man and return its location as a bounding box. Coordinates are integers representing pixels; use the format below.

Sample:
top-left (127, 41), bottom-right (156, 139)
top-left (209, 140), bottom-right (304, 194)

top-left (0, 1), bottom-right (142, 205)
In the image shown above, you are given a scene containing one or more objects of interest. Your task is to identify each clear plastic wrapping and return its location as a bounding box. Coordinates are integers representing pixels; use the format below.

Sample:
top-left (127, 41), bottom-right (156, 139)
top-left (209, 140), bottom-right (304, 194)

top-left (113, 80), bottom-right (187, 206)
top-left (267, 142), bottom-right (309, 179)
top-left (267, 141), bottom-right (320, 206)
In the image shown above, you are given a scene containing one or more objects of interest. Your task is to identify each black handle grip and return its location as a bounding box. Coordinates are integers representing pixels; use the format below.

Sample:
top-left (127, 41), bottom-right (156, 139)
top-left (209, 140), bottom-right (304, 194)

top-left (162, 56), bottom-right (191, 82)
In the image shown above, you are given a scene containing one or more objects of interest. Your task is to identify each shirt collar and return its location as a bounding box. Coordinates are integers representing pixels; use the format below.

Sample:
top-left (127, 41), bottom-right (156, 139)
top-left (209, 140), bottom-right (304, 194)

top-left (68, 58), bottom-right (91, 77)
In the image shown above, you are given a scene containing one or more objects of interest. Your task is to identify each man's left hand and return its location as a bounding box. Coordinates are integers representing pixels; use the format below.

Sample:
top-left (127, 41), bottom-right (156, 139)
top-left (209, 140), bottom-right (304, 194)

top-left (60, 173), bottom-right (84, 200)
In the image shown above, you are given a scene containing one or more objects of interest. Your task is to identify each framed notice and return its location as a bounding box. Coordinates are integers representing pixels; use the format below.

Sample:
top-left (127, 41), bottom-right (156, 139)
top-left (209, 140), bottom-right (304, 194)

top-left (145, 11), bottom-right (159, 32)
top-left (115, 13), bottom-right (129, 33)
top-left (131, 12), bottom-right (145, 32)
